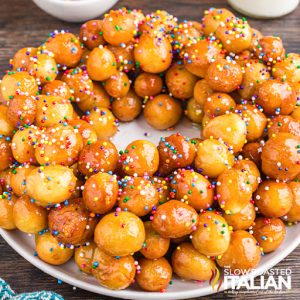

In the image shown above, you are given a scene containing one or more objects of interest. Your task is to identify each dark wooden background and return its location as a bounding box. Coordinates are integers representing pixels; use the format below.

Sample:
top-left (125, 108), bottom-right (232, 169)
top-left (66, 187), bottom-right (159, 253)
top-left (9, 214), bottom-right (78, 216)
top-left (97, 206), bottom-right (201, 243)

top-left (0, 0), bottom-right (299, 299)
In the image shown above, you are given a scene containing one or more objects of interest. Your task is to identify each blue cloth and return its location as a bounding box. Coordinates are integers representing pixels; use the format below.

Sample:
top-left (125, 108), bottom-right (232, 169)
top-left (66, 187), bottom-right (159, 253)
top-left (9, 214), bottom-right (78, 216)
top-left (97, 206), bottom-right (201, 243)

top-left (0, 278), bottom-right (63, 300)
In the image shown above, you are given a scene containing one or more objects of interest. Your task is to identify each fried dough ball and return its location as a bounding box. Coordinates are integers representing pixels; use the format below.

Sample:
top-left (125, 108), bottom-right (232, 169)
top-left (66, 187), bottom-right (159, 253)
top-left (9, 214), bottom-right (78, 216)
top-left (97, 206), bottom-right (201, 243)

top-left (292, 106), bottom-right (300, 120)
top-left (34, 125), bottom-right (83, 166)
top-left (170, 169), bottom-right (214, 211)
top-left (185, 97), bottom-right (204, 124)
top-left (48, 198), bottom-right (97, 245)
top-left (78, 140), bottom-right (118, 176)
top-left (44, 32), bottom-right (83, 68)
top-left (205, 59), bottom-right (243, 93)
top-left (10, 165), bottom-right (35, 196)
top-left (183, 40), bottom-right (224, 78)
top-left (261, 133), bottom-right (300, 181)
top-left (267, 115), bottom-right (300, 138)
top-left (42, 80), bottom-right (73, 100)
top-left (256, 79), bottom-right (296, 116)
top-left (193, 79), bottom-right (213, 106)
top-left (203, 113), bottom-right (247, 153)
top-left (13, 195), bottom-right (47, 233)
top-left (157, 134), bottom-right (196, 176)
top-left (0, 193), bottom-right (17, 230)
top-left (192, 211), bottom-right (231, 256)
top-left (104, 71), bottom-right (130, 98)
top-left (27, 53), bottom-right (58, 84)
top-left (134, 73), bottom-right (163, 98)
top-left (253, 217), bottom-right (286, 253)
top-left (0, 71), bottom-right (38, 102)
top-left (254, 180), bottom-right (293, 217)
top-left (112, 90), bottom-right (142, 122)
top-left (94, 211), bottom-right (145, 256)
top-left (254, 36), bottom-right (285, 63)
top-left (217, 169), bottom-right (253, 214)
top-left (61, 67), bottom-right (93, 102)
top-left (202, 7), bottom-right (235, 36)
top-left (87, 47), bottom-right (117, 81)
top-left (136, 258), bottom-right (172, 292)
top-left (74, 241), bottom-right (97, 274)
top-left (140, 221), bottom-right (170, 259)
top-left (83, 172), bottom-right (118, 214)
top-left (107, 43), bottom-right (135, 72)
top-left (120, 140), bottom-right (159, 177)
top-left (224, 202), bottom-right (256, 230)
top-left (35, 232), bottom-right (74, 265)
top-left (0, 106), bottom-right (14, 136)
top-left (144, 94), bottom-right (182, 130)
top-left (119, 176), bottom-right (159, 216)
top-left (242, 142), bottom-right (262, 166)
top-left (151, 176), bottom-right (170, 204)
top-left (152, 200), bottom-right (198, 239)
top-left (77, 82), bottom-right (110, 111)
top-left (26, 165), bottom-right (77, 207)
top-left (0, 137), bottom-right (12, 171)
top-left (0, 170), bottom-right (12, 193)
top-left (92, 248), bottom-right (136, 290)
top-left (68, 119), bottom-right (97, 145)
top-left (134, 33), bottom-right (172, 73)
top-left (285, 182), bottom-right (300, 222)
top-left (248, 28), bottom-right (263, 52)
top-left (204, 93), bottom-right (236, 118)
top-left (165, 62), bottom-right (198, 100)
top-left (87, 107), bottom-right (118, 140)
top-left (217, 230), bottom-right (261, 271)
top-left (79, 20), bottom-right (106, 50)
top-left (195, 138), bottom-right (234, 178)
top-left (10, 47), bottom-right (37, 71)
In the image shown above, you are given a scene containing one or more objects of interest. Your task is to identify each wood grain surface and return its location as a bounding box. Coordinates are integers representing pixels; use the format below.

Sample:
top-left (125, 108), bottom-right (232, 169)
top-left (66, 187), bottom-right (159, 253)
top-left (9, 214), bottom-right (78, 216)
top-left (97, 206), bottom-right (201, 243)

top-left (0, 0), bottom-right (300, 299)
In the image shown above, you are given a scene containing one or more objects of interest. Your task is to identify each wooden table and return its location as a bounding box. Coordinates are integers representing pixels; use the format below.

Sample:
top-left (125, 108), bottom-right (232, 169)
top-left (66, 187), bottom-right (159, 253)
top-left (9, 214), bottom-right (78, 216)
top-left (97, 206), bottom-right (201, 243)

top-left (0, 0), bottom-right (299, 299)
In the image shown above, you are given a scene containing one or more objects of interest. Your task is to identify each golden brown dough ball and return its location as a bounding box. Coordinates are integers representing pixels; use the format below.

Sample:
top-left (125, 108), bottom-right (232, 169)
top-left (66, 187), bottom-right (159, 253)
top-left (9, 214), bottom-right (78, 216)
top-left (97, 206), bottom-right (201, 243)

top-left (267, 115), bottom-right (300, 138)
top-left (0, 192), bottom-right (17, 230)
top-left (203, 113), bottom-right (247, 153)
top-left (0, 170), bottom-right (12, 193)
top-left (0, 106), bottom-right (14, 136)
top-left (112, 90), bottom-right (142, 122)
top-left (10, 165), bottom-right (35, 196)
top-left (42, 80), bottom-right (73, 101)
top-left (0, 137), bottom-right (12, 171)
top-left (92, 247), bottom-right (136, 290)
top-left (94, 211), bottom-right (145, 256)
top-left (170, 169), bottom-right (214, 211)
top-left (74, 241), bottom-right (97, 274)
top-left (86, 107), bottom-right (118, 140)
top-left (292, 106), bottom-right (300, 120)
top-left (68, 119), bottom-right (97, 145)
top-left (44, 32), bottom-right (83, 68)
top-left (104, 71), bottom-right (130, 98)
top-left (183, 39), bottom-right (224, 78)
top-left (285, 182), bottom-right (300, 222)
top-left (253, 217), bottom-right (286, 253)
top-left (205, 59), bottom-right (243, 93)
top-left (87, 47), bottom-right (117, 81)
top-left (140, 221), bottom-right (170, 259)
top-left (224, 202), bottom-right (256, 230)
top-left (242, 142), bottom-right (262, 166)
top-left (26, 165), bottom-right (77, 207)
top-left (35, 232), bottom-right (74, 265)
top-left (13, 195), bottom-right (47, 234)
top-left (217, 230), bottom-right (261, 271)
top-left (152, 200), bottom-right (198, 238)
top-left (204, 93), bottom-right (236, 118)
top-left (192, 211), bottom-right (231, 256)
top-left (79, 20), bottom-right (106, 50)
top-left (118, 176), bottom-right (159, 216)
top-left (134, 33), bottom-right (172, 73)
top-left (248, 28), bottom-right (263, 52)
top-left (157, 133), bottom-right (196, 176)
top-left (254, 36), bottom-right (285, 63)
top-left (202, 7), bottom-right (235, 36)
top-left (48, 198), bottom-right (97, 245)
top-left (144, 94), bottom-right (182, 130)
top-left (185, 97), bottom-right (204, 124)
top-left (136, 257), bottom-right (172, 292)
top-left (78, 140), bottom-right (118, 176)
top-left (10, 47), bottom-right (37, 71)
top-left (165, 62), bottom-right (198, 100)
top-left (120, 140), bottom-right (159, 177)
top-left (151, 176), bottom-right (170, 204)
top-left (195, 138), bottom-right (234, 178)
top-left (107, 43), bottom-right (135, 72)
top-left (254, 180), bottom-right (293, 217)
top-left (193, 79), bottom-right (213, 106)
top-left (217, 168), bottom-right (253, 214)
top-left (134, 73), bottom-right (163, 98)
top-left (1, 71), bottom-right (38, 102)
top-left (261, 132), bottom-right (300, 181)
top-left (83, 172), bottom-right (118, 214)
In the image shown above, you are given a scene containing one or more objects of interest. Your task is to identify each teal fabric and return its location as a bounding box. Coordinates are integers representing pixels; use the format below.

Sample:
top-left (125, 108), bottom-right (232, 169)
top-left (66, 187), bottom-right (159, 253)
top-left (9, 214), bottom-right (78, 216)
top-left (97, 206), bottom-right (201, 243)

top-left (0, 278), bottom-right (63, 300)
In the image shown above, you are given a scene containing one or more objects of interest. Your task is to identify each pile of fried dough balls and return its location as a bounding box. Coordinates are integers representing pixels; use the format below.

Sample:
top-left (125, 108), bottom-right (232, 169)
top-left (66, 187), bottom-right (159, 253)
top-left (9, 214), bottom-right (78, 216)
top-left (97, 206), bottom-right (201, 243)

top-left (0, 6), bottom-right (300, 293)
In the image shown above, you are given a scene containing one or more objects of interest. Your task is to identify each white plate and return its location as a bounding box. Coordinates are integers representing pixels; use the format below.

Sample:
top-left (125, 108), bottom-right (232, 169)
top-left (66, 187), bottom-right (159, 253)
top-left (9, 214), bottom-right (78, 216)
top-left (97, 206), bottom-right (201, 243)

top-left (1, 116), bottom-right (300, 299)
